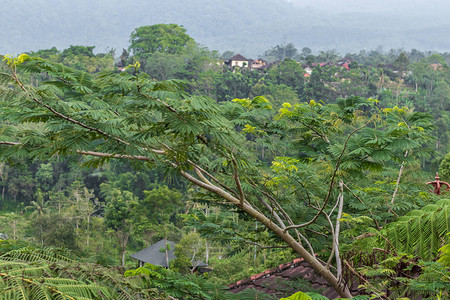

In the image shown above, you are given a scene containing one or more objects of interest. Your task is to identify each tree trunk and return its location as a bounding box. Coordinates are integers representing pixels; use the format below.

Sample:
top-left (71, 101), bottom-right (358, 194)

top-left (180, 171), bottom-right (353, 298)
top-left (116, 231), bottom-right (129, 267)
top-left (334, 180), bottom-right (344, 279)
top-left (205, 241), bottom-right (209, 264)
top-left (391, 150), bottom-right (409, 206)
top-left (244, 204), bottom-right (351, 297)
top-left (13, 220), bottom-right (16, 240)
top-left (86, 217), bottom-right (90, 247)
top-left (164, 238), bottom-right (170, 269)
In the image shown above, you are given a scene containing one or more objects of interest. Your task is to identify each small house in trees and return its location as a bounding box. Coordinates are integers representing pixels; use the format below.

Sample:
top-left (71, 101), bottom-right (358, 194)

top-left (130, 239), bottom-right (175, 268)
top-left (337, 57), bottom-right (354, 65)
top-left (249, 59), bottom-right (267, 69)
top-left (304, 66), bottom-right (313, 75)
top-left (130, 239), bottom-right (209, 272)
top-left (225, 54), bottom-right (250, 68)
top-left (337, 57), bottom-right (354, 70)
top-left (225, 54), bottom-right (267, 70)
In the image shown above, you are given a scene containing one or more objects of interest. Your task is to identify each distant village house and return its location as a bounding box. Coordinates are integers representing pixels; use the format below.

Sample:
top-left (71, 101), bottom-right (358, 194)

top-left (225, 54), bottom-right (267, 70)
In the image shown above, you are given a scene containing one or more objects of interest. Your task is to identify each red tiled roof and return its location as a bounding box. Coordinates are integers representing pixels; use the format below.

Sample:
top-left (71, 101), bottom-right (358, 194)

top-left (228, 258), bottom-right (338, 298)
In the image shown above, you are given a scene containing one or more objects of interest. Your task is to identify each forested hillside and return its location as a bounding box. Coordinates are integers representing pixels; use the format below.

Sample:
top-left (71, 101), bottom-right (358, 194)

top-left (0, 24), bottom-right (449, 299)
top-left (1, 0), bottom-right (450, 56)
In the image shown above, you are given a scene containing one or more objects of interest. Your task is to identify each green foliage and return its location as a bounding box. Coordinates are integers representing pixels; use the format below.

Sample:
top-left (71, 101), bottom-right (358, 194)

top-left (103, 187), bottom-right (137, 231)
top-left (125, 263), bottom-right (274, 299)
top-left (265, 58), bottom-right (305, 98)
top-left (129, 24), bottom-right (194, 57)
top-left (35, 162), bottom-right (53, 193)
top-left (61, 45), bottom-right (95, 58)
top-left (102, 185), bottom-right (138, 265)
top-left (383, 198), bottom-right (450, 260)
top-left (437, 234), bottom-right (450, 267)
top-left (439, 152), bottom-right (450, 181)
top-left (263, 43), bottom-right (299, 62)
top-left (357, 253), bottom-right (450, 298)
top-left (141, 185), bottom-right (183, 224)
top-left (29, 47), bottom-right (60, 59)
top-left (408, 261), bottom-right (450, 298)
top-left (0, 240), bottom-right (158, 299)
top-left (31, 214), bottom-right (77, 249)
top-left (0, 52), bottom-right (443, 298)
top-left (393, 52), bottom-right (410, 72)
top-left (280, 291), bottom-right (313, 300)
top-left (172, 231), bottom-right (205, 274)
top-left (280, 291), bottom-right (369, 300)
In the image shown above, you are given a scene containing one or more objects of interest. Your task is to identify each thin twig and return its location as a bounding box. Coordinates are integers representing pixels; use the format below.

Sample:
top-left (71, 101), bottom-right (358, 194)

top-left (258, 196), bottom-right (286, 229)
top-left (0, 141), bottom-right (20, 145)
top-left (334, 180), bottom-right (344, 279)
top-left (391, 150), bottom-right (409, 206)
top-left (243, 241), bottom-right (290, 249)
top-left (342, 260), bottom-right (385, 299)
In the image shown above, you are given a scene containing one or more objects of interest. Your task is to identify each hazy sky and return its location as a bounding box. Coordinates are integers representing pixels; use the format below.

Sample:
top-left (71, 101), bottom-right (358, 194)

top-left (1, 0), bottom-right (449, 55)
top-left (287, 0), bottom-right (450, 13)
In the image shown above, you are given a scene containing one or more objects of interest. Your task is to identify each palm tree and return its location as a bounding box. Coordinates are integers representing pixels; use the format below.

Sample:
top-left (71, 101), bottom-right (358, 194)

top-left (26, 188), bottom-right (50, 219)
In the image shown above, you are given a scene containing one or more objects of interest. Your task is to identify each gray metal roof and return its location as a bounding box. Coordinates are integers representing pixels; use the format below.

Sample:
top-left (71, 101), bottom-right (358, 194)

top-left (129, 239), bottom-right (176, 267)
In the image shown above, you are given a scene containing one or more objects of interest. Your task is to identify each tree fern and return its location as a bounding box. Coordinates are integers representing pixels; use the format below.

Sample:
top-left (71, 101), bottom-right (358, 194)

top-left (0, 242), bottom-right (163, 299)
top-left (383, 198), bottom-right (450, 260)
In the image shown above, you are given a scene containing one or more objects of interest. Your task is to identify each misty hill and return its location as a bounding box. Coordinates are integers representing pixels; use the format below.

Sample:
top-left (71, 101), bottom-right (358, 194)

top-left (2, 0), bottom-right (449, 57)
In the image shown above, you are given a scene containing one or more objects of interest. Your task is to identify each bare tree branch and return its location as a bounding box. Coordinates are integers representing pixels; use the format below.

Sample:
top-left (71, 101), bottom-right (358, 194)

top-left (257, 196), bottom-right (286, 229)
top-left (0, 141), bottom-right (20, 145)
top-left (391, 150), bottom-right (409, 206)
top-left (76, 150), bottom-right (155, 160)
top-left (334, 180), bottom-right (344, 279)
top-left (343, 260), bottom-right (384, 298)
top-left (243, 241), bottom-right (290, 249)
top-left (188, 162), bottom-right (239, 198)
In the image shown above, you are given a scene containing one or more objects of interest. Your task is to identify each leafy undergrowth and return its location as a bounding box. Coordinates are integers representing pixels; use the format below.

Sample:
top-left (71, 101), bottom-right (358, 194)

top-left (125, 263), bottom-right (277, 300)
top-left (0, 239), bottom-right (165, 299)
top-left (0, 240), bottom-right (279, 300)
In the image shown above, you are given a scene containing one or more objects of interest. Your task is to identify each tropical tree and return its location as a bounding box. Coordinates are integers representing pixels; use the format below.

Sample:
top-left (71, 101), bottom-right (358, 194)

top-left (61, 45), bottom-right (95, 58)
top-left (26, 188), bottom-right (49, 220)
top-left (129, 24), bottom-right (194, 58)
top-left (102, 184), bottom-right (138, 266)
top-left (35, 162), bottom-right (53, 194)
top-left (440, 152), bottom-right (450, 181)
top-left (140, 185), bottom-right (183, 224)
top-left (263, 43), bottom-right (299, 62)
top-left (265, 58), bottom-right (305, 98)
top-left (0, 54), bottom-right (435, 297)
top-left (172, 231), bottom-right (206, 274)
